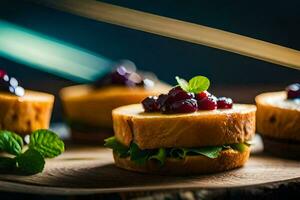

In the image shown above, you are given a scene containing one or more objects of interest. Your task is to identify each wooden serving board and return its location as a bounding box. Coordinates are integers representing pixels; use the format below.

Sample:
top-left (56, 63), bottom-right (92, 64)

top-left (0, 144), bottom-right (300, 195)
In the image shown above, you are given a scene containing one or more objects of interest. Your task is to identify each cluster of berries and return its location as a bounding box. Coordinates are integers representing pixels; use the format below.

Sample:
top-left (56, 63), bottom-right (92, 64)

top-left (142, 86), bottom-right (232, 113)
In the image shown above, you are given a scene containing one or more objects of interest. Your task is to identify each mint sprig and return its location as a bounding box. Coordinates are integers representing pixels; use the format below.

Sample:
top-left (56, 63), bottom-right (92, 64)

top-left (0, 130), bottom-right (23, 155)
top-left (0, 129), bottom-right (64, 175)
top-left (16, 149), bottom-right (45, 174)
top-left (29, 129), bottom-right (65, 158)
top-left (175, 75), bottom-right (210, 93)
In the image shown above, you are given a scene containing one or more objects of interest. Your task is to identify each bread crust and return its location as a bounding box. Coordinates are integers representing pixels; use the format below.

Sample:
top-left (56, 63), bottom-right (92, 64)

top-left (114, 148), bottom-right (250, 175)
top-left (60, 84), bottom-right (170, 129)
top-left (255, 91), bottom-right (300, 141)
top-left (113, 104), bottom-right (256, 149)
top-left (0, 90), bottom-right (54, 135)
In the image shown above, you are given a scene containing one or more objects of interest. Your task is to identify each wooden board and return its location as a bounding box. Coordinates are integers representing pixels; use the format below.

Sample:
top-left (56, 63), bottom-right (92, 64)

top-left (0, 145), bottom-right (300, 195)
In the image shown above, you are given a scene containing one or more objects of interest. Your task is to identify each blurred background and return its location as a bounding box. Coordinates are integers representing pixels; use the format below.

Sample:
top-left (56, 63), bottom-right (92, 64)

top-left (0, 0), bottom-right (299, 122)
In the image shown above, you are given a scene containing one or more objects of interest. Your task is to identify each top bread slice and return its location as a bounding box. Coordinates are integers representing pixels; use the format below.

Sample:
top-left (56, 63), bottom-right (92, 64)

top-left (255, 91), bottom-right (300, 141)
top-left (60, 83), bottom-right (170, 129)
top-left (112, 104), bottom-right (256, 149)
top-left (0, 90), bottom-right (54, 135)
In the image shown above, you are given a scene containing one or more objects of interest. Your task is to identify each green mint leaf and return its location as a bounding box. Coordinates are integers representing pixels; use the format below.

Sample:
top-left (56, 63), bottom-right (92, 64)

top-left (188, 75), bottom-right (210, 93)
top-left (188, 146), bottom-right (222, 159)
top-left (130, 143), bottom-right (150, 165)
top-left (16, 149), bottom-right (45, 175)
top-left (104, 137), bottom-right (129, 157)
top-left (175, 76), bottom-right (189, 92)
top-left (0, 130), bottom-right (23, 155)
top-left (149, 148), bottom-right (166, 166)
top-left (230, 143), bottom-right (248, 152)
top-left (29, 129), bottom-right (64, 158)
top-left (0, 157), bottom-right (16, 170)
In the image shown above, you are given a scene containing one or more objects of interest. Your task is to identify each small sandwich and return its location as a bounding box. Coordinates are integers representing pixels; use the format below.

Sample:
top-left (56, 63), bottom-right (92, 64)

top-left (60, 64), bottom-right (169, 143)
top-left (256, 83), bottom-right (300, 159)
top-left (0, 70), bottom-right (54, 135)
top-left (105, 75), bottom-right (256, 175)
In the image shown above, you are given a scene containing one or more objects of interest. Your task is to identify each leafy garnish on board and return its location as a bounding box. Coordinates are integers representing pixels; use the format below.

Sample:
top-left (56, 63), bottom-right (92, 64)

top-left (0, 129), bottom-right (64, 174)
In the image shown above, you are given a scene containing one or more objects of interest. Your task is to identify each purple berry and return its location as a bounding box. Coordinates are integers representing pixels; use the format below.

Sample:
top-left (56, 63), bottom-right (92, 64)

top-left (168, 86), bottom-right (183, 95)
top-left (286, 83), bottom-right (300, 99)
top-left (157, 94), bottom-right (169, 109)
top-left (198, 95), bottom-right (217, 110)
top-left (142, 96), bottom-right (159, 112)
top-left (167, 86), bottom-right (194, 103)
top-left (217, 97), bottom-right (233, 109)
top-left (169, 99), bottom-right (198, 113)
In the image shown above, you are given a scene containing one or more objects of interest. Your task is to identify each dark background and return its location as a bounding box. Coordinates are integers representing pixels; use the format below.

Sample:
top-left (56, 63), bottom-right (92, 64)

top-left (0, 0), bottom-right (299, 122)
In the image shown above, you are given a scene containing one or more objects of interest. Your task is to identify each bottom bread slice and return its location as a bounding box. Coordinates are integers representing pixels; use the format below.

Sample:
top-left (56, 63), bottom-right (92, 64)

top-left (113, 148), bottom-right (250, 175)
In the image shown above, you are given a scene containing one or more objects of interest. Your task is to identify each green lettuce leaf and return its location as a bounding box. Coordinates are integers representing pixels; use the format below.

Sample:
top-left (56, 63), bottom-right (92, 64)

top-left (130, 143), bottom-right (151, 165)
top-left (149, 148), bottom-right (166, 165)
top-left (104, 137), bottom-right (250, 166)
top-left (188, 146), bottom-right (222, 158)
top-left (170, 146), bottom-right (222, 159)
top-left (0, 130), bottom-right (23, 155)
top-left (230, 143), bottom-right (248, 152)
top-left (104, 137), bottom-right (129, 157)
top-left (169, 148), bottom-right (187, 159)
top-left (29, 129), bottom-right (64, 158)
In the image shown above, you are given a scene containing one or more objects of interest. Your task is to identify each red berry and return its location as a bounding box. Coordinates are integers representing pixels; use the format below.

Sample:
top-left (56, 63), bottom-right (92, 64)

top-left (142, 96), bottom-right (159, 112)
top-left (286, 83), bottom-right (300, 99)
top-left (217, 97), bottom-right (233, 109)
top-left (198, 95), bottom-right (217, 110)
top-left (169, 99), bottom-right (198, 113)
top-left (196, 91), bottom-right (211, 101)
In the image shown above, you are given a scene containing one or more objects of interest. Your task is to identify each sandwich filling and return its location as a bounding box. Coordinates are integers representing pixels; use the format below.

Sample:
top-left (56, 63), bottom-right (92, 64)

top-left (105, 136), bottom-right (250, 166)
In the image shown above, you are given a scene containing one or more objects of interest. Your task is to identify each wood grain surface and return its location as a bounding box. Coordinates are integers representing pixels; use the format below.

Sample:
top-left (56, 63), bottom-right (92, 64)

top-left (0, 145), bottom-right (300, 195)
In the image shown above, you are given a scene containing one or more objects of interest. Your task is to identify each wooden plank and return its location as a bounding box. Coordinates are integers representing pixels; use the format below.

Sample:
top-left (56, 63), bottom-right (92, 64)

top-left (0, 145), bottom-right (300, 195)
top-left (33, 0), bottom-right (300, 71)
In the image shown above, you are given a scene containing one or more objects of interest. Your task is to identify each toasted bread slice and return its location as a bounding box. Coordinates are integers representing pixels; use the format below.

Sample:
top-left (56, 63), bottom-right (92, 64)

top-left (255, 91), bottom-right (300, 141)
top-left (0, 90), bottom-right (54, 135)
top-left (112, 104), bottom-right (256, 149)
top-left (60, 83), bottom-right (170, 129)
top-left (114, 147), bottom-right (250, 175)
